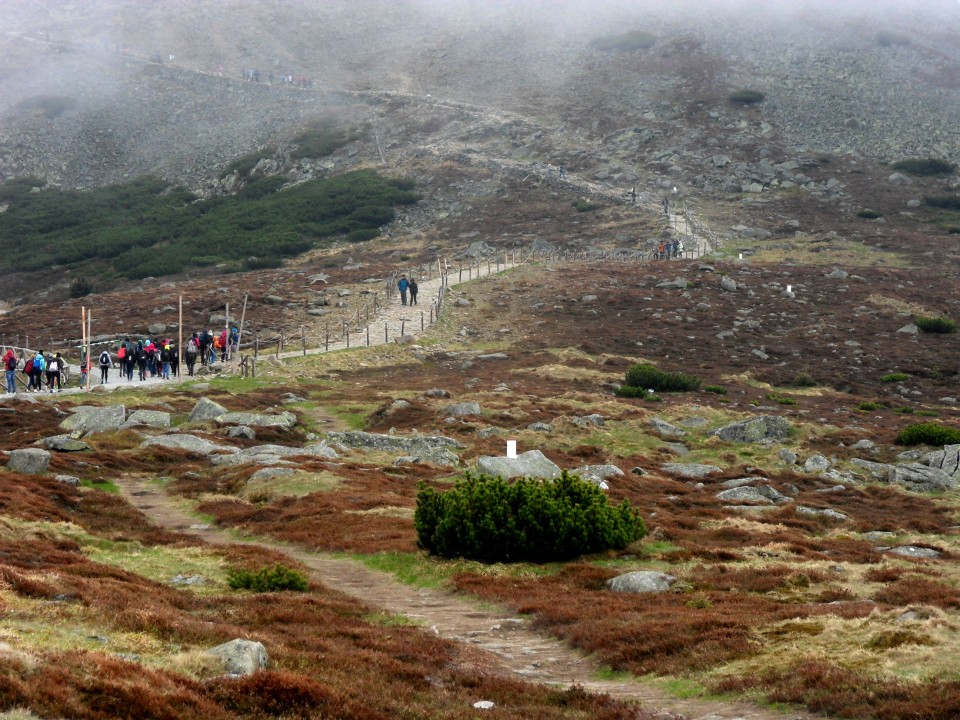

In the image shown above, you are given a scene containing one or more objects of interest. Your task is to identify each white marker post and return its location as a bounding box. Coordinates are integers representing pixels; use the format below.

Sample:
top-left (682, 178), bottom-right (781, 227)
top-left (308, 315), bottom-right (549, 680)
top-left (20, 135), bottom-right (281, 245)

top-left (506, 440), bottom-right (517, 459)
top-left (787, 285), bottom-right (792, 293)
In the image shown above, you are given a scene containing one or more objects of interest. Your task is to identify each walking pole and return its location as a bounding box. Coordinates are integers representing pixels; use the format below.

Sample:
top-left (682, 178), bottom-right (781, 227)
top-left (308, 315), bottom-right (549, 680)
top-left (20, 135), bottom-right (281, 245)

top-left (237, 293), bottom-right (248, 365)
top-left (301, 325), bottom-right (306, 356)
top-left (80, 306), bottom-right (86, 390)
top-left (384, 323), bottom-right (388, 343)
top-left (366, 326), bottom-right (370, 346)
top-left (86, 310), bottom-right (92, 390)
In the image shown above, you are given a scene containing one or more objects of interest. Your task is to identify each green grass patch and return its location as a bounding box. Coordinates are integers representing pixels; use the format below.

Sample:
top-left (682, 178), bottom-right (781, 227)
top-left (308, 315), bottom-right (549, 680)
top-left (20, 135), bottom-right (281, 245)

top-left (353, 551), bottom-right (557, 589)
top-left (362, 611), bottom-right (421, 628)
top-left (289, 120), bottom-right (364, 160)
top-left (79, 478), bottom-right (119, 494)
top-left (892, 158), bottom-right (955, 177)
top-left (0, 169), bottom-right (419, 280)
top-left (594, 666), bottom-right (635, 682)
top-left (704, 385), bottom-right (728, 395)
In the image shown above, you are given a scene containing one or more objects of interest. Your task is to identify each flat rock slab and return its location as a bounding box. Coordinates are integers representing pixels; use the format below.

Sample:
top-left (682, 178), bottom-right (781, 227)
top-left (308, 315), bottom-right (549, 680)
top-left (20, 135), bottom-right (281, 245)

top-left (716, 485), bottom-right (792, 504)
top-left (607, 571), bottom-right (677, 593)
top-left (713, 415), bottom-right (791, 443)
top-left (7, 448), bottom-right (51, 474)
top-left (60, 405), bottom-right (126, 435)
top-left (661, 462), bottom-right (722, 479)
top-left (473, 450), bottom-right (561, 480)
top-left (795, 505), bottom-right (849, 522)
top-left (41, 435), bottom-right (93, 452)
top-left (249, 467), bottom-right (298, 481)
top-left (885, 545), bottom-right (942, 559)
top-left (650, 418), bottom-right (685, 437)
top-left (218, 411), bottom-right (297, 429)
top-left (327, 431), bottom-right (462, 466)
top-left (122, 410), bottom-right (171, 429)
top-left (141, 434), bottom-right (234, 456)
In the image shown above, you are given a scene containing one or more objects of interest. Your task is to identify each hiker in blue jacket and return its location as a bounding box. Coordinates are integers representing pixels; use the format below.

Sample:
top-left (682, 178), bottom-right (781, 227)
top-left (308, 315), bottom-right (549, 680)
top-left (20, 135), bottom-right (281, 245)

top-left (397, 275), bottom-right (409, 305)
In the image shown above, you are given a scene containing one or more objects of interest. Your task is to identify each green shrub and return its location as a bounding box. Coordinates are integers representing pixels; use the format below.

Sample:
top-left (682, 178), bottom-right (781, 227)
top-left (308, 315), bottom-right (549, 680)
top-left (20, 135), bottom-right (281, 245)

top-left (765, 392), bottom-right (798, 406)
top-left (895, 422), bottom-right (960, 446)
top-left (573, 200), bottom-right (602, 212)
top-left (619, 364), bottom-right (701, 394)
top-left (728, 89), bottom-right (765, 106)
top-left (589, 30), bottom-right (656, 52)
top-left (857, 209), bottom-right (882, 219)
top-left (69, 276), bottom-right (93, 298)
top-left (915, 316), bottom-right (957, 334)
top-left (792, 372), bottom-right (817, 388)
top-left (227, 564), bottom-right (309, 592)
top-left (704, 385), bottom-right (728, 395)
top-left (881, 372), bottom-right (910, 383)
top-left (289, 121), bottom-right (357, 160)
top-left (925, 195), bottom-right (960, 210)
top-left (896, 407), bottom-right (915, 415)
top-left (415, 472), bottom-right (646, 563)
top-left (892, 158), bottom-right (955, 176)
top-left (858, 402), bottom-right (882, 411)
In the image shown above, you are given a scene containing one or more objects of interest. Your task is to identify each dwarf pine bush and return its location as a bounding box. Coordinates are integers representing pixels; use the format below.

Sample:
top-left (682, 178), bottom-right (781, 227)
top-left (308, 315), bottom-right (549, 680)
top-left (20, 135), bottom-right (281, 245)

top-left (618, 364), bottom-right (702, 394)
top-left (415, 472), bottom-right (646, 563)
top-left (227, 564), bottom-right (309, 592)
top-left (895, 422), bottom-right (960, 446)
top-left (915, 316), bottom-right (956, 334)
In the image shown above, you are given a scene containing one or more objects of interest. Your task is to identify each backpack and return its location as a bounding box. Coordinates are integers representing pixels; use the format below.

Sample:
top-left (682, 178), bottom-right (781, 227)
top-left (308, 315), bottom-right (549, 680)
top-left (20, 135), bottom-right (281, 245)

top-left (99, 351), bottom-right (111, 366)
top-left (48, 358), bottom-right (59, 373)
top-left (187, 339), bottom-right (198, 355)
top-left (5, 356), bottom-right (16, 372)
top-left (23, 359), bottom-right (33, 374)
top-left (117, 346), bottom-right (126, 360)
top-left (34, 355), bottom-right (45, 373)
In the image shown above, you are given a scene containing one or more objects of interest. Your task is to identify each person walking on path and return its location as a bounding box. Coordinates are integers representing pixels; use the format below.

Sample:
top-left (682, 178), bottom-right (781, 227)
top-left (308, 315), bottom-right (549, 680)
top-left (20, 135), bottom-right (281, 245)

top-left (29, 351), bottom-right (45, 392)
top-left (98, 348), bottom-right (112, 384)
top-left (409, 278), bottom-right (419, 305)
top-left (3, 349), bottom-right (17, 394)
top-left (398, 275), bottom-right (409, 306)
top-left (185, 333), bottom-right (199, 376)
top-left (46, 353), bottom-right (62, 393)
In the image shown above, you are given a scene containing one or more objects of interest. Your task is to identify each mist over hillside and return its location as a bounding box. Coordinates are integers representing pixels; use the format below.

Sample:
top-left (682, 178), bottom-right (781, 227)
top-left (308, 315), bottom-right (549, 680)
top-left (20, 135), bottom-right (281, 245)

top-left (2, 0), bottom-right (960, 189)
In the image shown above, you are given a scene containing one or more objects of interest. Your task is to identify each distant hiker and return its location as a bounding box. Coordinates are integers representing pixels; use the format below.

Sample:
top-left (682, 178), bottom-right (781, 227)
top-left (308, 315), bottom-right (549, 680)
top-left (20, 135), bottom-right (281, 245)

top-left (47, 353), bottom-right (62, 393)
top-left (198, 330), bottom-right (211, 366)
top-left (98, 348), bottom-right (112, 384)
top-left (229, 327), bottom-right (239, 358)
top-left (136, 342), bottom-right (148, 381)
top-left (3, 349), bottom-right (17, 394)
top-left (558, 167), bottom-right (567, 179)
top-left (657, 240), bottom-right (666, 260)
top-left (661, 197), bottom-right (669, 216)
top-left (630, 186), bottom-right (637, 204)
top-left (218, 330), bottom-right (228, 362)
top-left (186, 333), bottom-right (199, 376)
top-left (160, 344), bottom-right (172, 380)
top-left (409, 278), bottom-right (419, 305)
top-left (29, 351), bottom-right (45, 392)
top-left (398, 275), bottom-right (409, 305)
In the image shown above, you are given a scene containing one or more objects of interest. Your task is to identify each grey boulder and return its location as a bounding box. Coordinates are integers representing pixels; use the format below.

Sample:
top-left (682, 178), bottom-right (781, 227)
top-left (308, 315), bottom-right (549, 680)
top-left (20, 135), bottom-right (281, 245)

top-left (650, 418), bottom-right (685, 437)
top-left (473, 450), bottom-right (561, 480)
top-left (713, 415), bottom-right (791, 443)
top-left (661, 462), bottom-right (721, 478)
top-left (60, 405), bottom-right (126, 435)
top-left (141, 434), bottom-right (234, 456)
top-left (218, 412), bottom-right (297, 429)
top-left (42, 435), bottom-right (92, 452)
top-left (122, 410), bottom-right (171, 429)
top-left (716, 485), bottom-right (792, 504)
top-left (207, 639), bottom-right (269, 676)
top-left (443, 402), bottom-right (481, 418)
top-left (607, 571), bottom-right (676, 593)
top-left (189, 397), bottom-right (228, 422)
top-left (7, 448), bottom-right (51, 474)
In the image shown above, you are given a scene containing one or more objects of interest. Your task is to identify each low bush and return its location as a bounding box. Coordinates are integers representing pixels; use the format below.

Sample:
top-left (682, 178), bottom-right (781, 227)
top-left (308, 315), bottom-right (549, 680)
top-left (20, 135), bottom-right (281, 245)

top-left (895, 422), bottom-right (960, 446)
top-left (892, 158), bottom-right (955, 176)
top-left (289, 120), bottom-right (363, 160)
top-left (857, 209), bottom-right (882, 219)
top-left (792, 372), bottom-right (817, 388)
top-left (227, 564), bottom-right (309, 592)
top-left (858, 401), bottom-right (883, 411)
top-left (925, 195), bottom-right (960, 210)
top-left (573, 200), bottom-right (602, 212)
top-left (589, 30), bottom-right (656, 52)
top-left (69, 276), bottom-right (93, 298)
top-left (881, 372), bottom-right (910, 383)
top-left (915, 316), bottom-right (957, 334)
top-left (704, 385), bottom-right (728, 395)
top-left (619, 364), bottom-right (702, 394)
top-left (222, 146), bottom-right (275, 178)
top-left (728, 89), bottom-right (765, 105)
top-left (415, 472), bottom-right (646, 563)
top-left (765, 392), bottom-right (797, 406)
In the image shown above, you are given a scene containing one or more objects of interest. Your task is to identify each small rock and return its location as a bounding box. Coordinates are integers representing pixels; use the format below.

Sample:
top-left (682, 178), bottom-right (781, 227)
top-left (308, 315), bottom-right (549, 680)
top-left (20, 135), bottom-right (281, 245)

top-left (607, 571), bottom-right (676, 593)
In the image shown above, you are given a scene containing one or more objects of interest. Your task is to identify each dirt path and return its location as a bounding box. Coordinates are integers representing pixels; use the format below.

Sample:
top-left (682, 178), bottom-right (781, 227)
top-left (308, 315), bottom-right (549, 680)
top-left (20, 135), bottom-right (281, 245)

top-left (120, 477), bottom-right (821, 720)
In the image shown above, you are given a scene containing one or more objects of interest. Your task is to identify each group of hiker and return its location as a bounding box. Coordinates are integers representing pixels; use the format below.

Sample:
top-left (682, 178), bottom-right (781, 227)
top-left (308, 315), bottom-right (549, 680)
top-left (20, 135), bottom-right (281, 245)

top-left (96, 328), bottom-right (240, 383)
top-left (396, 275), bottom-right (419, 306)
top-left (656, 238), bottom-right (684, 260)
top-left (3, 348), bottom-right (66, 394)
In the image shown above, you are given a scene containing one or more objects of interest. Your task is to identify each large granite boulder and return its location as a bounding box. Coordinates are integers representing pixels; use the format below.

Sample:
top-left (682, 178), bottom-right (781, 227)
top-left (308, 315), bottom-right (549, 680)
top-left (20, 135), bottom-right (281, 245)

top-left (473, 450), bottom-right (562, 480)
top-left (207, 639), bottom-right (269, 676)
top-left (443, 402), bottom-right (481, 418)
top-left (59, 405), bottom-right (126, 435)
top-left (607, 571), bottom-right (677, 593)
top-left (716, 485), bottom-right (792, 504)
top-left (650, 418), bottom-right (685, 437)
top-left (922, 445), bottom-right (960, 480)
top-left (7, 448), bottom-right (51, 474)
top-left (851, 458), bottom-right (956, 492)
top-left (189, 398), bottom-right (228, 423)
top-left (574, 464), bottom-right (625, 490)
top-left (713, 415), bottom-right (791, 443)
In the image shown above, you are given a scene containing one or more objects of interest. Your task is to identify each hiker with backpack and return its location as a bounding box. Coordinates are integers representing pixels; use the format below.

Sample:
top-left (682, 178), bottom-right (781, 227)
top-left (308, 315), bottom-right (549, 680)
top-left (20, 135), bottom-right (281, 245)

top-left (409, 278), bottom-right (419, 305)
top-left (136, 342), bottom-right (148, 381)
top-left (198, 330), bottom-right (211, 366)
top-left (397, 275), bottom-right (409, 306)
top-left (29, 351), bottom-right (45, 392)
top-left (4, 349), bottom-right (18, 394)
top-left (160, 344), bottom-right (172, 380)
top-left (98, 348), bottom-right (112, 384)
top-left (47, 353), bottom-right (63, 392)
top-left (186, 333), bottom-right (199, 376)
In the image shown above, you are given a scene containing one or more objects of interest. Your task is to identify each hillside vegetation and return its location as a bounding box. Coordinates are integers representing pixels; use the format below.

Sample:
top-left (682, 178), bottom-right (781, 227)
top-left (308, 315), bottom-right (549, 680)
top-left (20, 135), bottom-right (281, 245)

top-left (0, 170), bottom-right (419, 279)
